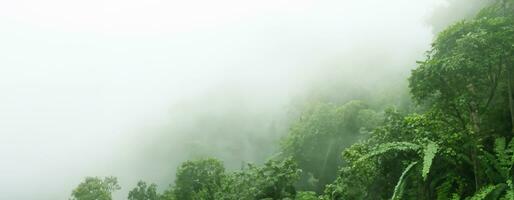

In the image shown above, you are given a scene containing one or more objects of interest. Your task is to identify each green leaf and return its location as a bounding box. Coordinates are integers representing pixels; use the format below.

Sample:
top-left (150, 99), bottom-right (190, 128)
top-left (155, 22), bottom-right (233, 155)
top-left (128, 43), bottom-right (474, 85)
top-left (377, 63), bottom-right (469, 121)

top-left (357, 142), bottom-right (421, 164)
top-left (422, 141), bottom-right (439, 181)
top-left (391, 161), bottom-right (418, 200)
top-left (470, 185), bottom-right (500, 200)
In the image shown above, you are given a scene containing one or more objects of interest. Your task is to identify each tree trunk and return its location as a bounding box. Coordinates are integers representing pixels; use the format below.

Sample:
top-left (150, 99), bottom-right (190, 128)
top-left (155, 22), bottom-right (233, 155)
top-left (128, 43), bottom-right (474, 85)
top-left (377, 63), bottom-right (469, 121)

top-left (471, 143), bottom-right (481, 191)
top-left (470, 113), bottom-right (482, 191)
top-left (507, 63), bottom-right (514, 134)
top-left (467, 84), bottom-right (482, 190)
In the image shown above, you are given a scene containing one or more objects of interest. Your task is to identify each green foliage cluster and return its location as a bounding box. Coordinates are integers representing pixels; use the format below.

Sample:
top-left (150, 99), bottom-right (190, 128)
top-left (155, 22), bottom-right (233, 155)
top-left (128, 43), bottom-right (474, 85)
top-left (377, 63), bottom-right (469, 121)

top-left (128, 181), bottom-right (159, 200)
top-left (216, 158), bottom-right (300, 200)
top-left (71, 176), bottom-right (120, 200)
top-left (70, 1), bottom-right (514, 199)
top-left (280, 100), bottom-right (382, 192)
top-left (74, 158), bottom-right (301, 200)
top-left (321, 1), bottom-right (514, 199)
top-left (173, 158), bottom-right (225, 200)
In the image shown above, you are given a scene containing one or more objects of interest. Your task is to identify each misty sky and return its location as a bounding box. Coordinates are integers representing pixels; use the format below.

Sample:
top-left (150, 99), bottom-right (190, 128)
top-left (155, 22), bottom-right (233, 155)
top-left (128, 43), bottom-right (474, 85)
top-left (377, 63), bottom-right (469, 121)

top-left (0, 0), bottom-right (472, 199)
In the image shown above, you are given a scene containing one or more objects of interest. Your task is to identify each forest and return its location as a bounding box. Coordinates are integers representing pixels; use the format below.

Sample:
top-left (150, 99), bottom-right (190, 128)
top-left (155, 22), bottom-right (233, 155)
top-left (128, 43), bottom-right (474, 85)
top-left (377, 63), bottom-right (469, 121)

top-left (65, 1), bottom-right (514, 200)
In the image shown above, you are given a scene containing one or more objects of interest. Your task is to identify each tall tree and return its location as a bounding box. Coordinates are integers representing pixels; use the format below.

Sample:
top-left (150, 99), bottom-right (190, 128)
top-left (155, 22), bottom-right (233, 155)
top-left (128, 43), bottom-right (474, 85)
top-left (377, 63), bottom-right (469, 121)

top-left (281, 101), bottom-right (381, 192)
top-left (217, 158), bottom-right (301, 199)
top-left (409, 2), bottom-right (514, 188)
top-left (173, 158), bottom-right (225, 200)
top-left (70, 177), bottom-right (120, 200)
top-left (128, 181), bottom-right (159, 200)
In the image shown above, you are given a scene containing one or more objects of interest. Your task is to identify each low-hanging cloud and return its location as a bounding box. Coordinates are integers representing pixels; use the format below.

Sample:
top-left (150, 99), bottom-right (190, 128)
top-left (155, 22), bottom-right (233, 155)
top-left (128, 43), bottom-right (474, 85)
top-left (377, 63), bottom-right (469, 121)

top-left (0, 0), bottom-right (489, 199)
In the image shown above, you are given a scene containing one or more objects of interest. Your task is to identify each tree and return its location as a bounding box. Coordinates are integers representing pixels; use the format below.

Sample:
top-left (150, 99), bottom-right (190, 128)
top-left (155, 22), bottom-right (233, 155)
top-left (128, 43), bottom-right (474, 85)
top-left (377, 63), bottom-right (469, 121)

top-left (323, 110), bottom-right (452, 200)
top-left (173, 158), bottom-right (225, 200)
top-left (70, 176), bottom-right (120, 200)
top-left (159, 188), bottom-right (176, 200)
top-left (128, 181), bottom-right (159, 200)
top-left (296, 191), bottom-right (319, 200)
top-left (217, 158), bottom-right (301, 199)
top-left (281, 101), bottom-right (382, 192)
top-left (409, 1), bottom-right (514, 189)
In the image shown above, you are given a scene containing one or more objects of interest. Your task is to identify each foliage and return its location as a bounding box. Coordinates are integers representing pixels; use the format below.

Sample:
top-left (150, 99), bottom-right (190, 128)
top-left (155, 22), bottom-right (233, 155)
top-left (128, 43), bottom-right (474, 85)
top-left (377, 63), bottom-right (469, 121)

top-left (70, 176), bottom-right (121, 200)
top-left (281, 101), bottom-right (382, 192)
top-left (158, 188), bottom-right (176, 200)
top-left (354, 141), bottom-right (421, 164)
top-left (422, 141), bottom-right (439, 181)
top-left (216, 158), bottom-right (301, 199)
top-left (128, 181), bottom-right (159, 200)
top-left (470, 185), bottom-right (501, 200)
top-left (70, 1), bottom-right (514, 200)
top-left (296, 191), bottom-right (319, 200)
top-left (391, 162), bottom-right (418, 200)
top-left (173, 158), bottom-right (225, 200)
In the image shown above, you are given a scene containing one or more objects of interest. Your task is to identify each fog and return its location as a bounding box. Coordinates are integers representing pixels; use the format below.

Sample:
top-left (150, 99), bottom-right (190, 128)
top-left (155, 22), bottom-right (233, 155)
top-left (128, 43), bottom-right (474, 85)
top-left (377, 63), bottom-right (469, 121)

top-left (0, 0), bottom-right (489, 199)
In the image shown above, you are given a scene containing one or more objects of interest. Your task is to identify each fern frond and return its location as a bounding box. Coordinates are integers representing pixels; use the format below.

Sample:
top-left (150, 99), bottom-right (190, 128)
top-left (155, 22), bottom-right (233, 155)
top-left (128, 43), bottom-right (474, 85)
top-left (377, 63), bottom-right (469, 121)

top-left (436, 176), bottom-right (458, 200)
top-left (495, 138), bottom-right (506, 158)
top-left (503, 180), bottom-right (514, 200)
top-left (495, 138), bottom-right (509, 172)
top-left (482, 150), bottom-right (502, 180)
top-left (470, 185), bottom-right (500, 200)
top-left (357, 142), bottom-right (421, 163)
top-left (490, 137), bottom-right (514, 178)
top-left (391, 161), bottom-right (418, 200)
top-left (422, 141), bottom-right (439, 181)
top-left (507, 138), bottom-right (514, 164)
top-left (450, 193), bottom-right (461, 200)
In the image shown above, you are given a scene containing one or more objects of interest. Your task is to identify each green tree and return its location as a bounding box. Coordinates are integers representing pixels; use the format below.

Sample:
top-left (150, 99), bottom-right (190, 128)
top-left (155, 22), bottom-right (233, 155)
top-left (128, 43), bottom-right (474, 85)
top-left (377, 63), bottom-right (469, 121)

top-left (322, 2), bottom-right (514, 199)
top-left (128, 181), bottom-right (159, 200)
top-left (323, 110), bottom-right (447, 199)
top-left (159, 188), bottom-right (176, 200)
top-left (281, 101), bottom-right (381, 192)
top-left (173, 158), bottom-right (225, 200)
top-left (217, 158), bottom-right (301, 199)
top-left (296, 191), bottom-right (319, 200)
top-left (70, 176), bottom-right (120, 200)
top-left (409, 0), bottom-right (514, 190)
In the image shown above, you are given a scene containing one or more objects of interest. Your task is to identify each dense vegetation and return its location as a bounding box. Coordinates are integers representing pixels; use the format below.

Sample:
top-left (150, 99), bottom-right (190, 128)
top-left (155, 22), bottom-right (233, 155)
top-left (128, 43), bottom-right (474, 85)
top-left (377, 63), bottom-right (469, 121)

top-left (70, 1), bottom-right (514, 199)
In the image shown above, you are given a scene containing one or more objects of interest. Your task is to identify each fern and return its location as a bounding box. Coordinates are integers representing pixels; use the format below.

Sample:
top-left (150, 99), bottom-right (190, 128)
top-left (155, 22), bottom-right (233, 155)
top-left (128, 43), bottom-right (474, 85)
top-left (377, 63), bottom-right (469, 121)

top-left (357, 140), bottom-right (438, 182)
top-left (482, 137), bottom-right (514, 183)
top-left (422, 141), bottom-right (439, 181)
top-left (357, 142), bottom-right (421, 163)
top-left (470, 185), bottom-right (500, 200)
top-left (508, 138), bottom-right (514, 166)
top-left (391, 161), bottom-right (418, 200)
top-left (357, 141), bottom-right (440, 199)
top-left (503, 180), bottom-right (514, 200)
top-left (495, 137), bottom-right (510, 177)
top-left (450, 193), bottom-right (461, 200)
top-left (495, 138), bottom-right (507, 160)
top-left (477, 137), bottom-right (514, 200)
top-left (436, 176), bottom-right (459, 200)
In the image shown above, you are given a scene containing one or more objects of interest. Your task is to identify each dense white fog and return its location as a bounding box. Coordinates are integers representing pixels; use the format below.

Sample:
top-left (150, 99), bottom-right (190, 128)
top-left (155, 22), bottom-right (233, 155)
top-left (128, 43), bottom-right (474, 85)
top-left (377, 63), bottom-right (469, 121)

top-left (0, 0), bottom-right (490, 199)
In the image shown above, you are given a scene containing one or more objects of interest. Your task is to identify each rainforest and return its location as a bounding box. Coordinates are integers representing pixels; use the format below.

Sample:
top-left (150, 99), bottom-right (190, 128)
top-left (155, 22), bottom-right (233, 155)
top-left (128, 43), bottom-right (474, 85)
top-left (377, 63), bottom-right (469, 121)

top-left (1, 0), bottom-right (514, 200)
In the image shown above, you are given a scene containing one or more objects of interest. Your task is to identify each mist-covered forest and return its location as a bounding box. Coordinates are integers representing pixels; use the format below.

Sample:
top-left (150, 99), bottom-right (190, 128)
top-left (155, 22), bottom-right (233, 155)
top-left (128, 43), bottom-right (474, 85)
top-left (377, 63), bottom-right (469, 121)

top-left (2, 0), bottom-right (514, 199)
